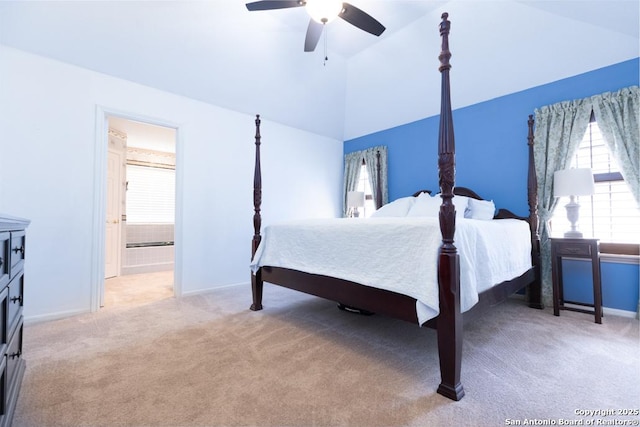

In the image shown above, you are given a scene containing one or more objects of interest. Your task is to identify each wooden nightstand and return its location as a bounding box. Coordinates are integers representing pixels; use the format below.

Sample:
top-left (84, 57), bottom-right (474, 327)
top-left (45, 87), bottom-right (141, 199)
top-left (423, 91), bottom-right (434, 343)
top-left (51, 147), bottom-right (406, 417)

top-left (550, 237), bottom-right (602, 323)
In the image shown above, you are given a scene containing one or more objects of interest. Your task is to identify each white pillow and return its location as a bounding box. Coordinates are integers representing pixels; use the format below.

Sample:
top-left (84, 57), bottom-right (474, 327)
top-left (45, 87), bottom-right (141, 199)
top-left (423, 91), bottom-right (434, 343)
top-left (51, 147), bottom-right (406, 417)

top-left (407, 192), bottom-right (441, 217)
top-left (432, 194), bottom-right (468, 219)
top-left (467, 198), bottom-right (496, 220)
top-left (370, 196), bottom-right (416, 217)
top-left (454, 196), bottom-right (470, 218)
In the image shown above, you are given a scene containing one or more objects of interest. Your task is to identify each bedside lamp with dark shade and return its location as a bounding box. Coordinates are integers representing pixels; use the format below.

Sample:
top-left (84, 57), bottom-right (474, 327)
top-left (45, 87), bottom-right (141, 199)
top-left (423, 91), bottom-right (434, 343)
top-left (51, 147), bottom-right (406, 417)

top-left (553, 168), bottom-right (595, 238)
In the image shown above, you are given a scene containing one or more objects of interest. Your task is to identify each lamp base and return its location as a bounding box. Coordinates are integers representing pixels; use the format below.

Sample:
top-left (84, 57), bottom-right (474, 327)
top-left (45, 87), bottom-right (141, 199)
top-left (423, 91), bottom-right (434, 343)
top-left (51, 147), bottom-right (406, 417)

top-left (564, 197), bottom-right (583, 239)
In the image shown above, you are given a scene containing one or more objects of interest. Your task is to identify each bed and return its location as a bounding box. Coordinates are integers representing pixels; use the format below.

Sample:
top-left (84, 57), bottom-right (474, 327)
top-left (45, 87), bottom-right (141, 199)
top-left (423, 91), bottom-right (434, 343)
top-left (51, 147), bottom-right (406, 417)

top-left (249, 12), bottom-right (543, 401)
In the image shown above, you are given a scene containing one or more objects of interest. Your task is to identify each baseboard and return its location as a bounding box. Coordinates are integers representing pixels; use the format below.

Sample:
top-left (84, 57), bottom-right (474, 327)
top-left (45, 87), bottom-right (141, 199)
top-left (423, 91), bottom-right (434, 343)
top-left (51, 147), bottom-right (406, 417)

top-left (24, 308), bottom-right (91, 325)
top-left (603, 306), bottom-right (638, 319)
top-left (25, 282), bottom-right (248, 323)
top-left (181, 281), bottom-right (247, 297)
top-left (563, 302), bottom-right (637, 319)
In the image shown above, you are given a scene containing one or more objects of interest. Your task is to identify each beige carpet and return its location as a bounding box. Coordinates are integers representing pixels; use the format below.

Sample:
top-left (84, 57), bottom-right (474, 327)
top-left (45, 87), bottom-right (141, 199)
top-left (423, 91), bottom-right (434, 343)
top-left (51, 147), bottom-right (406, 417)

top-left (104, 271), bottom-right (174, 308)
top-left (14, 283), bottom-right (640, 427)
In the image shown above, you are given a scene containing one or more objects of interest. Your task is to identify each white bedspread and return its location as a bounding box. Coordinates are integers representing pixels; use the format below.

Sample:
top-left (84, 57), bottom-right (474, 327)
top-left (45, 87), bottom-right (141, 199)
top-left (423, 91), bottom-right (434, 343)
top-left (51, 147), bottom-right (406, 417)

top-left (250, 217), bottom-right (532, 324)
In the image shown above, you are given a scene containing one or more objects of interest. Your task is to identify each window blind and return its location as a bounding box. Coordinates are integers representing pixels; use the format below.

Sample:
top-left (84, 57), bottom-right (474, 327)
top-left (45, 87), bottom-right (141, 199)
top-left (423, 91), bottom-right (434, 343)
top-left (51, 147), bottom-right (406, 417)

top-left (357, 163), bottom-right (375, 217)
top-left (126, 164), bottom-right (175, 223)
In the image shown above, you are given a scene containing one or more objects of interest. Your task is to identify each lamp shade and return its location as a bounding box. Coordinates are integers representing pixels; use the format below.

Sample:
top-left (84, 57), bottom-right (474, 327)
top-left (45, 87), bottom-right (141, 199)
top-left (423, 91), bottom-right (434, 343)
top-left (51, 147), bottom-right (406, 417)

top-left (554, 168), bottom-right (595, 197)
top-left (347, 191), bottom-right (365, 208)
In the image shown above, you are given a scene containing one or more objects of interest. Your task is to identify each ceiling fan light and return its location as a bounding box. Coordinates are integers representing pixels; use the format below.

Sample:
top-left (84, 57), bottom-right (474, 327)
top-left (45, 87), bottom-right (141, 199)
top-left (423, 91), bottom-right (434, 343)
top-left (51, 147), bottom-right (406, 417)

top-left (305, 0), bottom-right (343, 24)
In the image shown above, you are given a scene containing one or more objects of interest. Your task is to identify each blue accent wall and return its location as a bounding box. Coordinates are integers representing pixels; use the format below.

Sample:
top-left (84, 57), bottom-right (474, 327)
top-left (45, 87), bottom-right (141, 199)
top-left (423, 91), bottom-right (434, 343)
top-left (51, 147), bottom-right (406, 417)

top-left (562, 259), bottom-right (639, 313)
top-left (344, 58), bottom-right (639, 314)
top-left (345, 58), bottom-right (639, 217)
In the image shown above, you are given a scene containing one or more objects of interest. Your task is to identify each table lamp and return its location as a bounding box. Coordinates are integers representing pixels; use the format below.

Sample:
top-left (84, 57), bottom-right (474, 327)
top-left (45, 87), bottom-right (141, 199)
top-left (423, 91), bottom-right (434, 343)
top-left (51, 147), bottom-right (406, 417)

top-left (553, 168), bottom-right (595, 238)
top-left (347, 191), bottom-right (365, 218)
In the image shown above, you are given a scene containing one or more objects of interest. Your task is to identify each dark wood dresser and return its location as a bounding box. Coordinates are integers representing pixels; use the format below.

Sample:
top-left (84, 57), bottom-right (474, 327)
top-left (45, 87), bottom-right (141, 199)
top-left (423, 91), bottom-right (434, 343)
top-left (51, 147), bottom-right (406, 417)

top-left (0, 215), bottom-right (29, 427)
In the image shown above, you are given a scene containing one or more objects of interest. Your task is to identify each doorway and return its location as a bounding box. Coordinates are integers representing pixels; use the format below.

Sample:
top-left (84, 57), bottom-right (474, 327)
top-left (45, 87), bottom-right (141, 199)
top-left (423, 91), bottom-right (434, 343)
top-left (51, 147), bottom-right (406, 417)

top-left (104, 116), bottom-right (177, 308)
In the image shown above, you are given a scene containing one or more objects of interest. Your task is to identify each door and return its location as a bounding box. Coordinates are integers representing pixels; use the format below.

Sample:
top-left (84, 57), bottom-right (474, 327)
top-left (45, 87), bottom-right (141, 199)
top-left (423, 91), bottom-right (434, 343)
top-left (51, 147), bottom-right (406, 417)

top-left (105, 147), bottom-right (123, 279)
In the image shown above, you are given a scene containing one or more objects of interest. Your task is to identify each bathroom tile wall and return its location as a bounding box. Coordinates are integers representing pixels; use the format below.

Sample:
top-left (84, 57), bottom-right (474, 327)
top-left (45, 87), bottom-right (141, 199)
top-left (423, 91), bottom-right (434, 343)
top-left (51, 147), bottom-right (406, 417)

top-left (122, 223), bottom-right (174, 275)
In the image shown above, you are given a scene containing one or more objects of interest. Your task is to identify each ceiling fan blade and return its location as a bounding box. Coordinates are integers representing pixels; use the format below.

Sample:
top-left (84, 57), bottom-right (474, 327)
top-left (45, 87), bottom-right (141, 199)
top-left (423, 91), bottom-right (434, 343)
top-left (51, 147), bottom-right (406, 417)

top-left (338, 2), bottom-right (385, 36)
top-left (245, 1), bottom-right (303, 11)
top-left (304, 19), bottom-right (324, 52)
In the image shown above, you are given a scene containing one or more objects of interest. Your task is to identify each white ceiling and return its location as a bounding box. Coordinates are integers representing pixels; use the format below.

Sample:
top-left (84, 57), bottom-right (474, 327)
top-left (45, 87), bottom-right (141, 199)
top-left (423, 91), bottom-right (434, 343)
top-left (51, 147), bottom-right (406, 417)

top-left (1, 1), bottom-right (638, 140)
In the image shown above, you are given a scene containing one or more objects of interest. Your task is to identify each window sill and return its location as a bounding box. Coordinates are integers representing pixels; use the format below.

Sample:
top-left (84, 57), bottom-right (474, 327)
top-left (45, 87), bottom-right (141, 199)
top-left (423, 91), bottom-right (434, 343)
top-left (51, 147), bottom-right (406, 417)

top-left (599, 242), bottom-right (639, 257)
top-left (600, 253), bottom-right (640, 265)
top-left (562, 254), bottom-right (639, 265)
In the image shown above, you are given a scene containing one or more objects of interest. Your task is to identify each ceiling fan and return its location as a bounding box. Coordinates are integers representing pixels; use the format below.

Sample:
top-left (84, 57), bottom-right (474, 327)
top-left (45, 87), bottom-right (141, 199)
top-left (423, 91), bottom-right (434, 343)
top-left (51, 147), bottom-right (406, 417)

top-left (245, 0), bottom-right (386, 52)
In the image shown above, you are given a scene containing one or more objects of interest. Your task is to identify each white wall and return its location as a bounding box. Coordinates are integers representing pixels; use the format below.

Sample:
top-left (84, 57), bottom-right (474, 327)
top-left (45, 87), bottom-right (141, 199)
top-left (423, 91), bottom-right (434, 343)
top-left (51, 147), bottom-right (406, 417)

top-left (0, 45), bottom-right (344, 321)
top-left (343, 2), bottom-right (640, 140)
top-left (0, 1), bottom-right (349, 140)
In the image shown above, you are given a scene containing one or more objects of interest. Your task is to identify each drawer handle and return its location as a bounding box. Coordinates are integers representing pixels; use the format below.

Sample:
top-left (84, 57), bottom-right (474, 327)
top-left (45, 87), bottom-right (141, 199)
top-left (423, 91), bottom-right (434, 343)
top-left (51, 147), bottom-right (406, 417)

top-left (12, 246), bottom-right (24, 255)
top-left (564, 247), bottom-right (583, 255)
top-left (9, 350), bottom-right (21, 359)
top-left (0, 257), bottom-right (3, 268)
top-left (10, 296), bottom-right (22, 304)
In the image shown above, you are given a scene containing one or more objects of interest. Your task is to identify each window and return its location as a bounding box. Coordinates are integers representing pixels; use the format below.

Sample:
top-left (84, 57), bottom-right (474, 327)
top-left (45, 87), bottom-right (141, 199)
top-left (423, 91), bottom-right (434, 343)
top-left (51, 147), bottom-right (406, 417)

top-left (551, 117), bottom-right (640, 248)
top-left (126, 164), bottom-right (175, 223)
top-left (356, 160), bottom-right (376, 218)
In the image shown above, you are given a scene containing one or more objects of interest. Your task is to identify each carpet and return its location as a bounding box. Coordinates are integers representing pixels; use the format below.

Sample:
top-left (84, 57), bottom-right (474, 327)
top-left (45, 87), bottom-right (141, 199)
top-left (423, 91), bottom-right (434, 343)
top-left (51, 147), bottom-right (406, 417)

top-left (13, 283), bottom-right (640, 427)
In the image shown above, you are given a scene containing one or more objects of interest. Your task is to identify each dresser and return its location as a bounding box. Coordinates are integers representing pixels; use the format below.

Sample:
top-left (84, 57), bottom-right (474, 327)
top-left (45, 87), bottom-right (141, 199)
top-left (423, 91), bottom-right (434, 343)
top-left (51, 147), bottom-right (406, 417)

top-left (0, 215), bottom-right (29, 427)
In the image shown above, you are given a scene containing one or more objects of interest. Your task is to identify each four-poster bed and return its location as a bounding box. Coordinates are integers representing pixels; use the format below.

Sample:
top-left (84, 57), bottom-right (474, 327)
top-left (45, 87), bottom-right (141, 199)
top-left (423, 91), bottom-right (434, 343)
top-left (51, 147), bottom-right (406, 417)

top-left (249, 13), bottom-right (543, 401)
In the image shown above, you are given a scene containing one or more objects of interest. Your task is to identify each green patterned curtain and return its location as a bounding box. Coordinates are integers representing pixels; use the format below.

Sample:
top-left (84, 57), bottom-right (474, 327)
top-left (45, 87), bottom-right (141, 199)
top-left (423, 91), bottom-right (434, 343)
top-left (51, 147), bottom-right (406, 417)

top-left (591, 86), bottom-right (640, 318)
top-left (591, 86), bottom-right (640, 205)
top-left (343, 151), bottom-right (362, 217)
top-left (534, 86), bottom-right (639, 308)
top-left (363, 146), bottom-right (389, 209)
top-left (533, 99), bottom-right (592, 306)
top-left (343, 146), bottom-right (389, 216)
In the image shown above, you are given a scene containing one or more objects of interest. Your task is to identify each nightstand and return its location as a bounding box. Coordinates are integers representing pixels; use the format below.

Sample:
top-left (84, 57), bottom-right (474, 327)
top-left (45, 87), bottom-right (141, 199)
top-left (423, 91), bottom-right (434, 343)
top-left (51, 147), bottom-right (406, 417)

top-left (550, 237), bottom-right (602, 323)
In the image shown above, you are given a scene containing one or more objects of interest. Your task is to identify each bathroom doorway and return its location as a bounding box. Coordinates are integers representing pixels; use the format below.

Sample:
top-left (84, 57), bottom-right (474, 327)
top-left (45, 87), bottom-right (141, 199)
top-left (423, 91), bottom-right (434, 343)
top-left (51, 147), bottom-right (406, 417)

top-left (104, 116), bottom-right (177, 308)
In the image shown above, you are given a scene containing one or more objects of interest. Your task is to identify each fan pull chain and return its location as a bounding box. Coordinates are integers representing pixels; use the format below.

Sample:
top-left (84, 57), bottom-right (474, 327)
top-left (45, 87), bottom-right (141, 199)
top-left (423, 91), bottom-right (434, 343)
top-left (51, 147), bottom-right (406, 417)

top-left (323, 24), bottom-right (328, 65)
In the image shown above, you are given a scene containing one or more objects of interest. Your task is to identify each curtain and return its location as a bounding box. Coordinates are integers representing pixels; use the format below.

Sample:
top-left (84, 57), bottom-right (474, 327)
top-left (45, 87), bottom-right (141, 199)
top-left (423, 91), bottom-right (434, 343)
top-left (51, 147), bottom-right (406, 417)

top-left (363, 146), bottom-right (389, 209)
top-left (591, 86), bottom-right (640, 205)
top-left (343, 146), bottom-right (389, 217)
top-left (533, 99), bottom-right (592, 306)
top-left (343, 151), bottom-right (362, 217)
top-left (591, 85), bottom-right (640, 318)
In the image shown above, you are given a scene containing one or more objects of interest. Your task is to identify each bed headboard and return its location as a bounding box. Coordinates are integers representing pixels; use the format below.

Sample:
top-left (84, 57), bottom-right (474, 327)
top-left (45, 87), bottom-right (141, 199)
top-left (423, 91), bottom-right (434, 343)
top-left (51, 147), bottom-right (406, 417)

top-left (411, 187), bottom-right (480, 199)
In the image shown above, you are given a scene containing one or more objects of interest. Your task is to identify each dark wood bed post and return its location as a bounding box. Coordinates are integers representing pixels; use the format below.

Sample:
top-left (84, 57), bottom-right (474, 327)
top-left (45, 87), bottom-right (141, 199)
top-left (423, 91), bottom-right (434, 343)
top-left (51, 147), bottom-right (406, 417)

top-left (435, 12), bottom-right (464, 401)
top-left (527, 115), bottom-right (544, 309)
top-left (250, 114), bottom-right (264, 311)
top-left (375, 150), bottom-right (383, 209)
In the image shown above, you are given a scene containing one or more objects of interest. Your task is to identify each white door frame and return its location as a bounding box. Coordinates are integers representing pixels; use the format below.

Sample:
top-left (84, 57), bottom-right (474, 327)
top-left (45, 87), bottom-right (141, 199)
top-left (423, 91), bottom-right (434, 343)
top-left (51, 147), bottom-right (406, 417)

top-left (91, 105), bottom-right (184, 312)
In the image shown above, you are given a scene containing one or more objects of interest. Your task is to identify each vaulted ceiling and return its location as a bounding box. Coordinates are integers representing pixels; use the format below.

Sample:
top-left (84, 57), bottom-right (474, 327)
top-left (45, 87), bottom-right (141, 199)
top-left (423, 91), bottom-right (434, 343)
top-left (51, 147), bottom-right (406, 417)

top-left (1, 1), bottom-right (638, 140)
